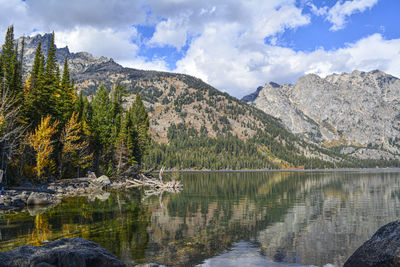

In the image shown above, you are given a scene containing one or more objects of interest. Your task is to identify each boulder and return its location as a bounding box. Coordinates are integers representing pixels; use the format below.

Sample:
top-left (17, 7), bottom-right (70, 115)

top-left (26, 192), bottom-right (61, 206)
top-left (344, 220), bottom-right (400, 266)
top-left (0, 237), bottom-right (126, 267)
top-left (91, 175), bottom-right (111, 187)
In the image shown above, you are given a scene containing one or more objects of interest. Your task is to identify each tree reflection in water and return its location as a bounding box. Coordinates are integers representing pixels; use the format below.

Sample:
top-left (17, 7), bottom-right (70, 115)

top-left (1, 170), bottom-right (400, 267)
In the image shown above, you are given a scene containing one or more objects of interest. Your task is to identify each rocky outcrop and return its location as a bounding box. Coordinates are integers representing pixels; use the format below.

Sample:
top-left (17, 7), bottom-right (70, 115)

top-left (344, 220), bottom-right (400, 266)
top-left (243, 70), bottom-right (400, 160)
top-left (0, 237), bottom-right (126, 267)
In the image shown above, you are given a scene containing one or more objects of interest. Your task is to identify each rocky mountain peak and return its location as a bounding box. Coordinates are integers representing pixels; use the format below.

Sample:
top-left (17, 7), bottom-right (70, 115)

top-left (16, 33), bottom-right (110, 75)
top-left (243, 70), bottom-right (400, 160)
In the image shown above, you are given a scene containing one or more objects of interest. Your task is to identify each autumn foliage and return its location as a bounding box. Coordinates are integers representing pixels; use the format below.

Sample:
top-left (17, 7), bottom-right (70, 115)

top-left (27, 116), bottom-right (58, 179)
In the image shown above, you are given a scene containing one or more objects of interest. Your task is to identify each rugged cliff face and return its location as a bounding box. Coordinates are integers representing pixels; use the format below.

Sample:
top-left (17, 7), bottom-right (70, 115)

top-left (243, 70), bottom-right (400, 160)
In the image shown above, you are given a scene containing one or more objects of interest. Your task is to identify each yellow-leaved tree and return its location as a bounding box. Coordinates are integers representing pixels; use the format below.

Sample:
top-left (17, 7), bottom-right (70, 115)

top-left (27, 115), bottom-right (58, 180)
top-left (60, 112), bottom-right (93, 178)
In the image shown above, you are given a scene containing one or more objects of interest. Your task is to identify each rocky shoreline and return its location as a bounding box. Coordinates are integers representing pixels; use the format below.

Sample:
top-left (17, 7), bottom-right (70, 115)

top-left (0, 174), bottom-right (129, 213)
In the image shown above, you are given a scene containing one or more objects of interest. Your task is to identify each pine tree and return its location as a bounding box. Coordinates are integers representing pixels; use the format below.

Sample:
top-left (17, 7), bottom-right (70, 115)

top-left (24, 33), bottom-right (64, 128)
top-left (13, 36), bottom-right (24, 104)
top-left (115, 114), bottom-right (131, 173)
top-left (27, 115), bottom-right (58, 180)
top-left (129, 92), bottom-right (150, 166)
top-left (22, 41), bottom-right (44, 126)
top-left (59, 57), bottom-right (75, 124)
top-left (45, 32), bottom-right (57, 78)
top-left (110, 83), bottom-right (126, 146)
top-left (91, 84), bottom-right (114, 147)
top-left (1, 26), bottom-right (16, 97)
top-left (39, 32), bottom-right (62, 122)
top-left (90, 85), bottom-right (115, 173)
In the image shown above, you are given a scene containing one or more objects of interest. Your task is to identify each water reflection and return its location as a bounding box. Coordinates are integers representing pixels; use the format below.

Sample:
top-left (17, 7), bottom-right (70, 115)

top-left (0, 171), bottom-right (400, 267)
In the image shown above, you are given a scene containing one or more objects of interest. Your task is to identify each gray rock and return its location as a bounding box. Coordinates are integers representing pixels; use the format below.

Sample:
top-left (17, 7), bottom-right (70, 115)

top-left (344, 220), bottom-right (400, 266)
top-left (0, 237), bottom-right (126, 267)
top-left (87, 171), bottom-right (97, 180)
top-left (245, 70), bottom-right (400, 160)
top-left (26, 192), bottom-right (61, 206)
top-left (91, 175), bottom-right (111, 187)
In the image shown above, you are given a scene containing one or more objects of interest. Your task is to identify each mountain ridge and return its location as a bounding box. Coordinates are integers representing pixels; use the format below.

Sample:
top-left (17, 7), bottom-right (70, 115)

top-left (243, 70), bottom-right (400, 160)
top-left (15, 33), bottom-right (399, 168)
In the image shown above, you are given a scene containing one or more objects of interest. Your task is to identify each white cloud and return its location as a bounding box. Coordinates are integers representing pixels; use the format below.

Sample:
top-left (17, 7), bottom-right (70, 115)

top-left (55, 27), bottom-right (139, 62)
top-left (308, 2), bottom-right (328, 16)
top-left (26, 0), bottom-right (146, 30)
top-left (118, 57), bottom-right (169, 72)
top-left (327, 0), bottom-right (379, 31)
top-left (149, 16), bottom-right (189, 50)
top-left (0, 0), bottom-right (31, 37)
top-left (176, 33), bottom-right (400, 98)
top-left (1, 0), bottom-right (398, 100)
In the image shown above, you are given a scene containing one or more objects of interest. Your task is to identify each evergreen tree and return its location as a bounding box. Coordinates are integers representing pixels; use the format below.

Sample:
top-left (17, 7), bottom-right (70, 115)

top-left (59, 57), bottom-right (75, 123)
top-left (91, 85), bottom-right (114, 172)
top-left (37, 32), bottom-right (62, 122)
top-left (13, 36), bottom-right (24, 103)
top-left (91, 85), bottom-right (114, 147)
top-left (115, 113), bottom-right (131, 173)
top-left (1, 25), bottom-right (16, 97)
top-left (45, 32), bottom-right (57, 77)
top-left (128, 93), bottom-right (150, 166)
top-left (110, 83), bottom-right (126, 143)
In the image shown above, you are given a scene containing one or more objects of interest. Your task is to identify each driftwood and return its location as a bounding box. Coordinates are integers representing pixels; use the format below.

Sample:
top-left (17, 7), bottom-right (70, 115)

top-left (126, 168), bottom-right (182, 208)
top-left (126, 173), bottom-right (182, 189)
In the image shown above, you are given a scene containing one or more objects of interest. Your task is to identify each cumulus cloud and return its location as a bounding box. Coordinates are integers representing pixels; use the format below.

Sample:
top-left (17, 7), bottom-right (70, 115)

top-left (26, 0), bottom-right (146, 30)
top-left (149, 17), bottom-right (189, 50)
top-left (56, 27), bottom-right (139, 62)
top-left (326, 0), bottom-right (379, 31)
top-left (176, 33), bottom-right (400, 97)
top-left (1, 0), bottom-right (398, 99)
top-left (119, 57), bottom-right (169, 72)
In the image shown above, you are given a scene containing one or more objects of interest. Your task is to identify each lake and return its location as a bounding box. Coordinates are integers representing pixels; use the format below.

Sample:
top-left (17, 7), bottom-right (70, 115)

top-left (1, 170), bottom-right (400, 266)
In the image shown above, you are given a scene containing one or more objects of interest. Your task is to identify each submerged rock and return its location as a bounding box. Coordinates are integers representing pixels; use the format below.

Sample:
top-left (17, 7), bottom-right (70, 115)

top-left (344, 220), bottom-right (400, 266)
top-left (0, 237), bottom-right (126, 267)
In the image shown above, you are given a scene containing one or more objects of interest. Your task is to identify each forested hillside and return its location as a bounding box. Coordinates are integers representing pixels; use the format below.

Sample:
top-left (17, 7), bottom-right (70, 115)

top-left (0, 26), bottom-right (150, 184)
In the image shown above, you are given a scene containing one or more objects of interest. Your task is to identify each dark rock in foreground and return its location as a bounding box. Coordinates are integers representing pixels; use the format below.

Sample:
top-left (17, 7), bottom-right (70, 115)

top-left (344, 220), bottom-right (400, 266)
top-left (0, 237), bottom-right (126, 267)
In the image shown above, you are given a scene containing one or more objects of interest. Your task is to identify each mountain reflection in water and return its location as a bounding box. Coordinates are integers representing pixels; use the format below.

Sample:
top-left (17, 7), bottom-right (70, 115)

top-left (1, 170), bottom-right (400, 267)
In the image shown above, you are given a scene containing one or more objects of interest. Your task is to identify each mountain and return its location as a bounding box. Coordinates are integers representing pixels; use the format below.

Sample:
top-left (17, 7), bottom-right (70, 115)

top-left (242, 70), bottom-right (400, 160)
top-left (16, 34), bottom-right (398, 169)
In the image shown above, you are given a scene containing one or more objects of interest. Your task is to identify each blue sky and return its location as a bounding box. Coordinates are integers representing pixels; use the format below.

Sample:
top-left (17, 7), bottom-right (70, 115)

top-left (1, 0), bottom-right (400, 97)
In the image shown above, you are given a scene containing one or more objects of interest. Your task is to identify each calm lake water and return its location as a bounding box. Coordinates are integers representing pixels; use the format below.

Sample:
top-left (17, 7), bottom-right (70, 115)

top-left (1, 170), bottom-right (400, 266)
